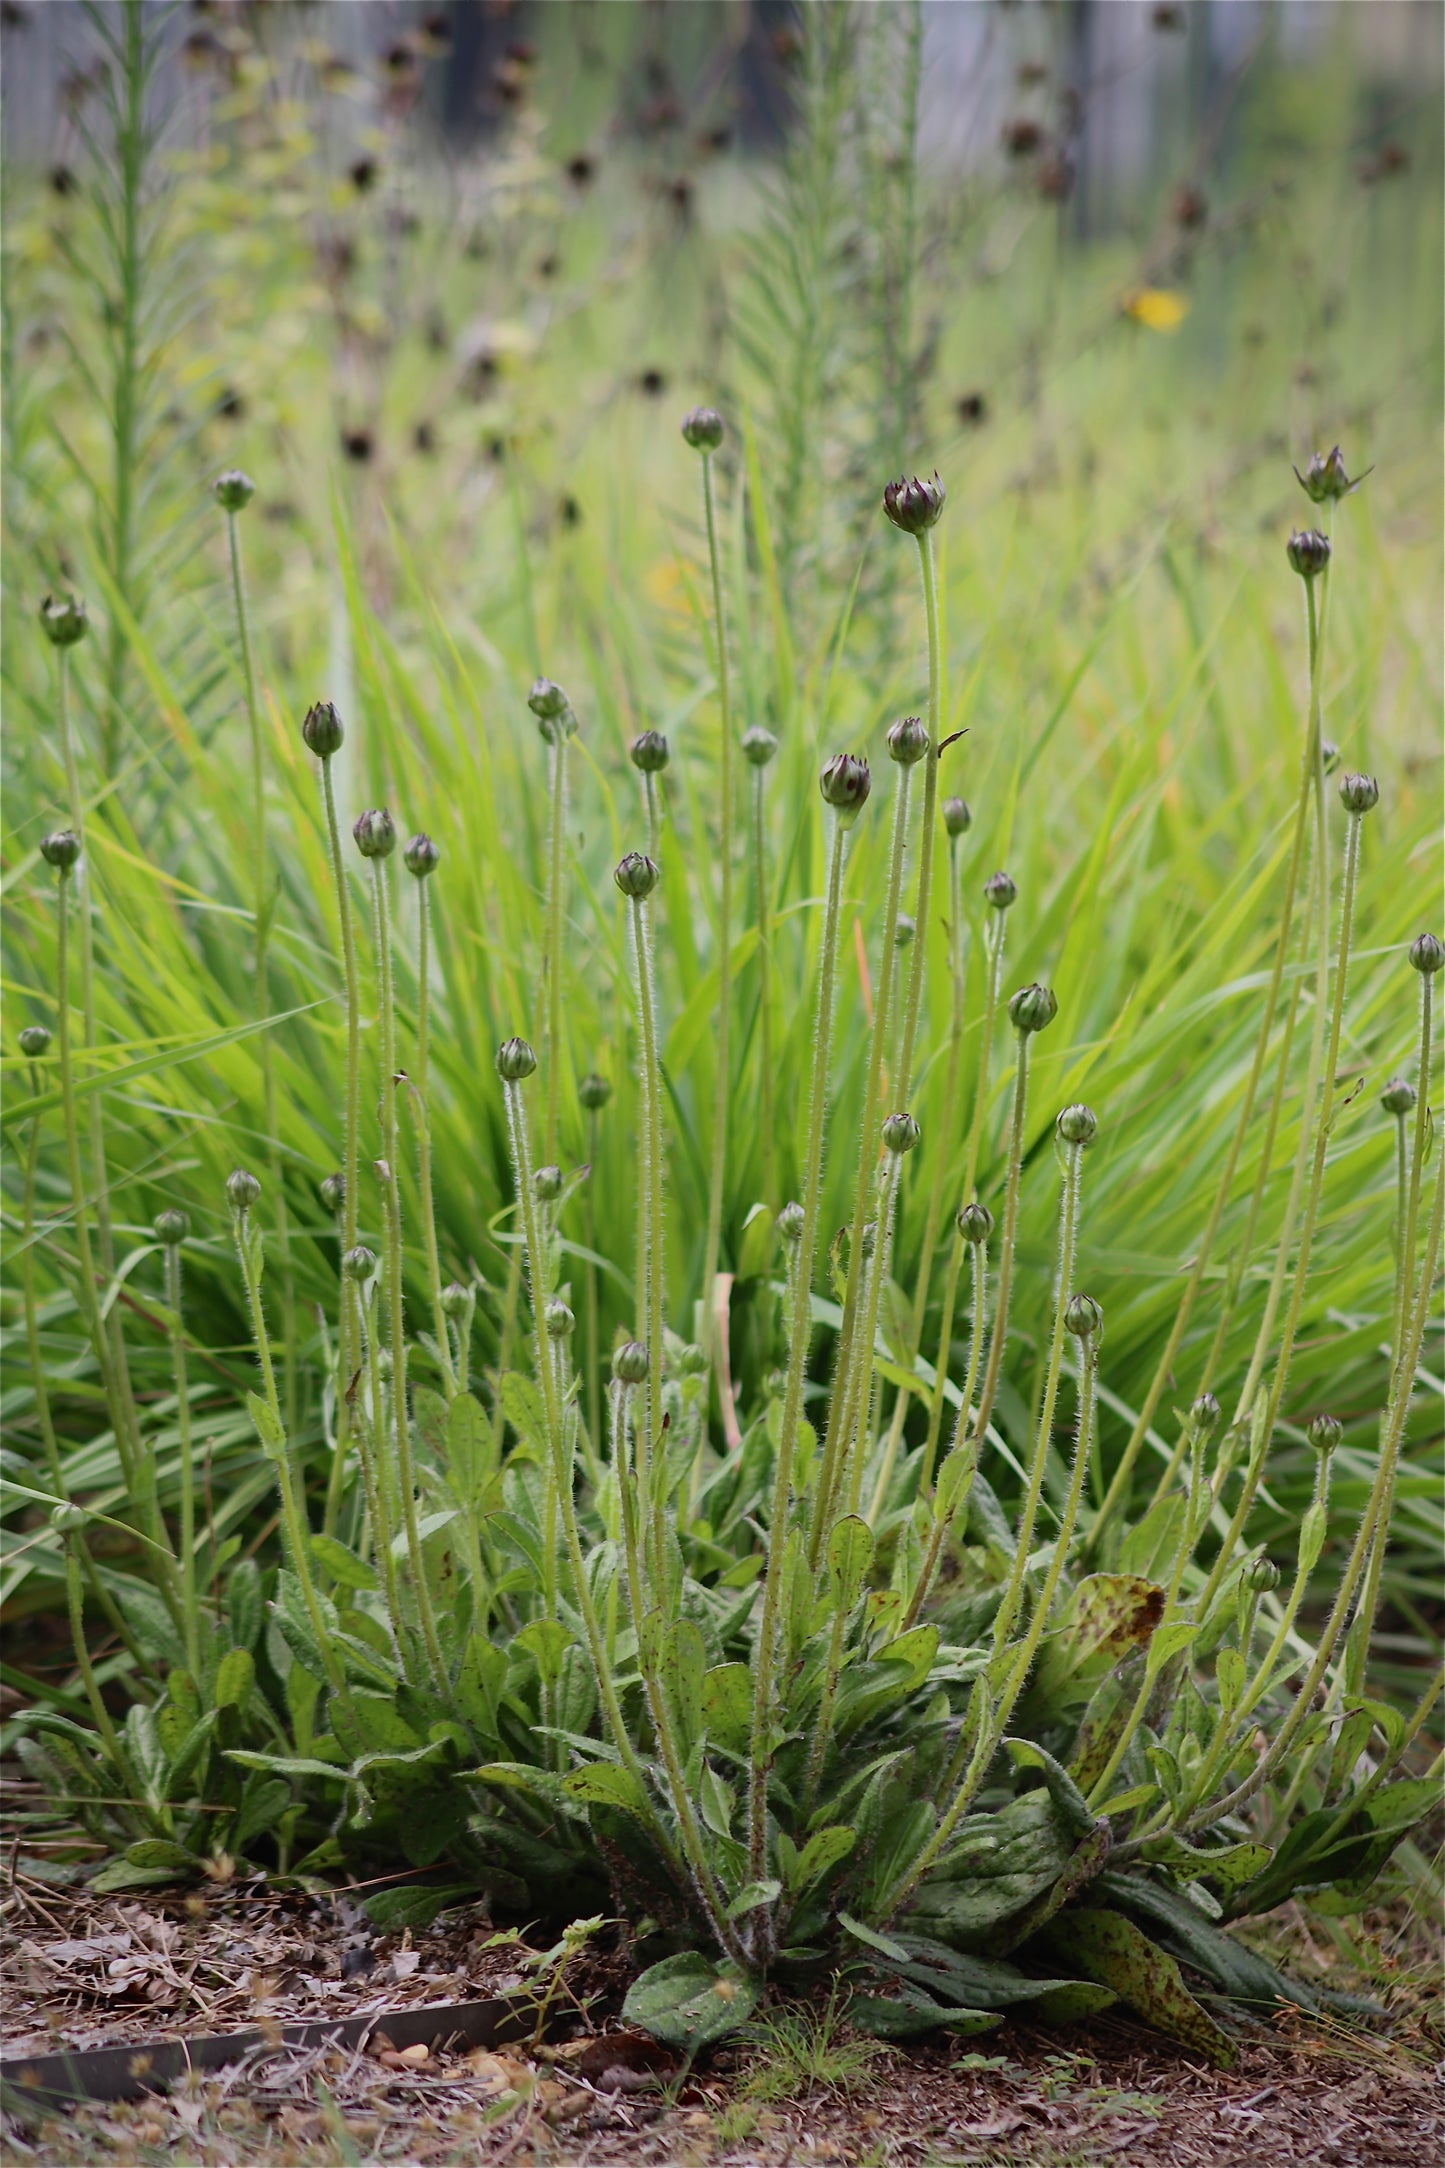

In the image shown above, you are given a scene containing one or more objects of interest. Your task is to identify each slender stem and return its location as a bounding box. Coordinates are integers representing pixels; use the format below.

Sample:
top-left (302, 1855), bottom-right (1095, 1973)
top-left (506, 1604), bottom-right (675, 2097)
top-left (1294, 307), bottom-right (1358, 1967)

top-left (967, 1029), bottom-right (1032, 1466)
top-left (841, 1149), bottom-right (906, 1519)
top-left (749, 813), bottom-right (849, 1883)
top-left (1397, 970), bottom-right (1435, 1399)
top-left (412, 877), bottom-right (455, 1394)
top-left (752, 762), bottom-right (776, 1208)
top-left (164, 1243), bottom-right (200, 1679)
top-left (637, 895), bottom-right (668, 1570)
top-left (644, 771), bottom-right (661, 864)
top-left (894, 527), bottom-right (943, 1107)
top-left (64, 1541), bottom-right (127, 1774)
top-left (700, 448), bottom-right (734, 1380)
top-left (1390, 1108), bottom-right (1410, 1363)
top-left (544, 735), bottom-right (568, 1163)
top-left (320, 756), bottom-right (361, 1538)
top-left (902, 1246), bottom-right (989, 1631)
top-left (353, 1275), bottom-right (406, 1657)
top-left (584, 1106), bottom-right (602, 1453)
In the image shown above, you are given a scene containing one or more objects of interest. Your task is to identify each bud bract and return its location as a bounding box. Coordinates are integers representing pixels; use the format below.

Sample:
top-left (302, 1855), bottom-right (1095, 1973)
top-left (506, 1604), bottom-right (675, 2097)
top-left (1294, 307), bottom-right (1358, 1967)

top-left (40, 829), bottom-right (81, 873)
top-left (1247, 1556), bottom-right (1281, 1593)
top-left (319, 1171), bottom-right (346, 1215)
top-left (957, 1200), bottom-right (993, 1245)
top-left (1409, 933), bottom-right (1444, 976)
top-left (614, 851), bottom-right (660, 899)
top-left (820, 754), bottom-right (871, 825)
top-left (1338, 772), bottom-right (1378, 815)
top-left (1306, 1412), bottom-right (1342, 1457)
top-left (51, 1502), bottom-right (88, 1535)
top-left (1190, 1391), bottom-right (1221, 1438)
top-left (777, 1201), bottom-right (805, 1243)
top-left (984, 870), bottom-right (1017, 912)
top-left (1056, 1103), bottom-right (1097, 1147)
top-left (353, 808), bottom-right (396, 859)
top-left (943, 796), bottom-right (972, 838)
top-left (1294, 445), bottom-right (1357, 503)
top-left (212, 468), bottom-right (256, 513)
top-left (342, 1244), bottom-right (377, 1281)
top-left (302, 701), bottom-right (345, 758)
top-left (533, 1163), bottom-right (563, 1202)
top-left (887, 715), bottom-right (929, 766)
top-left (612, 1340), bottom-right (650, 1384)
top-left (154, 1209), bottom-right (189, 1246)
top-left (496, 1036), bottom-right (538, 1081)
top-left (528, 676), bottom-right (577, 742)
top-left (882, 472), bottom-right (946, 535)
top-left (1320, 739), bottom-right (1341, 775)
top-left (403, 832), bottom-right (440, 878)
top-left (678, 1341), bottom-right (709, 1378)
top-left (882, 1111), bottom-right (920, 1154)
top-left (1063, 1291), bottom-right (1103, 1339)
top-left (894, 914), bottom-right (916, 949)
top-left (1286, 528), bottom-right (1331, 581)
top-left (440, 1280), bottom-right (471, 1318)
top-left (18, 1025), bottom-right (52, 1058)
top-left (226, 1167), bottom-right (262, 1212)
top-left (1380, 1076), bottom-right (1417, 1117)
top-left (545, 1298), bottom-right (575, 1339)
top-left (40, 593), bottom-right (88, 647)
top-left (681, 406), bottom-right (724, 451)
top-left (1008, 981), bottom-right (1058, 1036)
top-left (579, 1072), bottom-right (612, 1111)
top-left (742, 726), bottom-right (778, 768)
top-left (630, 729), bottom-right (670, 774)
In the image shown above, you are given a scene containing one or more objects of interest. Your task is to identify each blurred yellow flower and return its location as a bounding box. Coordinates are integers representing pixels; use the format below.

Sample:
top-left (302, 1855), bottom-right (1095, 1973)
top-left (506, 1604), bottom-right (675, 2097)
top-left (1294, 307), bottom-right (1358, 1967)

top-left (1122, 287), bottom-right (1189, 332)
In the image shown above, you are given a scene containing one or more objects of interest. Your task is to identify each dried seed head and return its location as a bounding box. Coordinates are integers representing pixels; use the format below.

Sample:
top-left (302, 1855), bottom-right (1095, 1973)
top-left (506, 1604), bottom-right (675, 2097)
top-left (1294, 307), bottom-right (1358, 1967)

top-left (319, 1171), bottom-right (347, 1215)
top-left (226, 1167), bottom-right (262, 1212)
top-left (403, 832), bottom-right (440, 878)
top-left (1286, 528), bottom-right (1331, 581)
top-left (1063, 1291), bottom-right (1103, 1339)
top-left (496, 1036), bottom-right (538, 1081)
top-left (1306, 1412), bottom-right (1342, 1456)
top-left (614, 851), bottom-right (660, 899)
top-left (943, 796), bottom-right (972, 838)
top-left (957, 1200), bottom-right (993, 1245)
top-left (342, 1244), bottom-right (377, 1281)
top-left (984, 869), bottom-right (1017, 912)
top-left (352, 808), bottom-right (396, 859)
top-left (578, 1072), bottom-right (612, 1112)
top-left (302, 700), bottom-right (345, 758)
top-left (1247, 1555), bottom-right (1281, 1593)
top-left (154, 1209), bottom-right (189, 1246)
top-left (1409, 933), bottom-right (1444, 976)
top-left (1380, 1076), bottom-right (1417, 1117)
top-left (1294, 445), bottom-right (1359, 503)
top-left (1338, 771), bottom-right (1378, 815)
top-left (882, 471), bottom-right (946, 535)
top-left (776, 1200), bottom-right (805, 1244)
top-left (40, 829), bottom-right (81, 873)
top-left (440, 1280), bottom-right (471, 1318)
top-left (533, 1163), bottom-right (563, 1202)
top-left (742, 726), bottom-right (778, 768)
top-left (18, 1024), bottom-right (52, 1058)
top-left (545, 1298), bottom-right (575, 1339)
top-left (212, 468), bottom-right (256, 513)
top-left (887, 715), bottom-right (930, 767)
top-left (882, 1110), bottom-right (920, 1154)
top-left (681, 405), bottom-right (724, 451)
top-left (630, 729), bottom-right (670, 774)
top-left (1008, 981), bottom-right (1058, 1036)
top-left (528, 676), bottom-right (577, 742)
top-left (612, 1339), bottom-right (650, 1384)
top-left (820, 754), bottom-right (871, 825)
top-left (40, 593), bottom-right (88, 647)
top-left (1056, 1103), bottom-right (1097, 1146)
top-left (1190, 1391), bottom-right (1221, 1437)
top-left (894, 913), bottom-right (916, 949)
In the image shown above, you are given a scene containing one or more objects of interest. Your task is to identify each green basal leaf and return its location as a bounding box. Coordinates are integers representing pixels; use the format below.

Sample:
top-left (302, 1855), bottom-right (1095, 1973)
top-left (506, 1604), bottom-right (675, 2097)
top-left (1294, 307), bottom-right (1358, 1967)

top-left (124, 1838), bottom-right (201, 1875)
top-left (213, 1647), bottom-right (255, 1712)
top-left (363, 1883), bottom-right (476, 1932)
top-left (623, 1953), bottom-right (758, 2049)
top-left (310, 1535), bottom-right (379, 1592)
top-left (562, 1763), bottom-right (648, 1814)
top-left (725, 1878), bottom-right (781, 1919)
top-left (1045, 1907), bottom-right (1237, 2067)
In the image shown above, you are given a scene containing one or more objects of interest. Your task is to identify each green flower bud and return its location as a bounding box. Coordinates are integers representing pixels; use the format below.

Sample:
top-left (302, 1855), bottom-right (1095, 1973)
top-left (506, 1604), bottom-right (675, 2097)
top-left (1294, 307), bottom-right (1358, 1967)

top-left (1294, 445), bottom-right (1359, 503)
top-left (302, 701), bottom-right (345, 758)
top-left (614, 851), bottom-right (660, 899)
top-left (894, 913), bottom-right (916, 949)
top-left (1321, 739), bottom-right (1341, 775)
top-left (545, 1298), bottom-right (575, 1339)
top-left (1306, 1412), bottom-right (1342, 1457)
top-left (496, 1036), bottom-right (538, 1082)
top-left (882, 1111), bottom-right (920, 1154)
top-left (212, 468), bottom-right (256, 513)
top-left (342, 1244), bottom-right (377, 1281)
top-left (887, 715), bottom-right (930, 766)
top-left (319, 1171), bottom-right (346, 1215)
top-left (1409, 933), bottom-right (1444, 976)
top-left (1056, 1103), bottom-right (1097, 1146)
top-left (742, 726), bottom-right (778, 768)
top-left (677, 1341), bottom-right (709, 1378)
top-left (40, 829), bottom-right (81, 873)
top-left (1380, 1076), bottom-right (1417, 1117)
top-left (681, 406), bottom-right (724, 451)
top-left (820, 754), bottom-right (871, 825)
top-left (533, 1163), bottom-right (563, 1202)
top-left (984, 870), bottom-right (1017, 911)
top-left (18, 1025), bottom-right (52, 1058)
top-left (1338, 772), bottom-right (1378, 815)
top-left (1063, 1291), bottom-right (1103, 1339)
top-left (630, 729), bottom-right (670, 774)
top-left (1247, 1555), bottom-right (1280, 1593)
top-left (1008, 981), bottom-right (1058, 1036)
top-left (1286, 529), bottom-right (1331, 581)
top-left (882, 472), bottom-right (946, 535)
top-left (226, 1167), bottom-right (262, 1212)
top-left (352, 808), bottom-right (396, 859)
top-left (440, 1280), bottom-right (471, 1318)
top-left (50, 1501), bottom-right (88, 1535)
top-left (40, 593), bottom-right (88, 647)
top-left (528, 676), bottom-right (577, 742)
top-left (579, 1072), bottom-right (612, 1111)
top-left (403, 831), bottom-right (440, 878)
top-left (777, 1201), bottom-right (805, 1243)
top-left (154, 1209), bottom-right (189, 1246)
top-left (942, 796), bottom-right (972, 838)
top-left (957, 1199), bottom-right (993, 1244)
top-left (612, 1340), bottom-right (649, 1384)
top-left (1190, 1390), bottom-right (1221, 1438)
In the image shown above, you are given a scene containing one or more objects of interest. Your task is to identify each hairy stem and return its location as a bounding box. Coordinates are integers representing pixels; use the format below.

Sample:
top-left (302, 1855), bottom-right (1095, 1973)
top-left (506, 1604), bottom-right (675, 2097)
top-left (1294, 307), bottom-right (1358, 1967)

top-left (319, 755), bottom-right (361, 1538)
top-left (700, 447), bottom-right (735, 1386)
top-left (412, 875), bottom-right (455, 1394)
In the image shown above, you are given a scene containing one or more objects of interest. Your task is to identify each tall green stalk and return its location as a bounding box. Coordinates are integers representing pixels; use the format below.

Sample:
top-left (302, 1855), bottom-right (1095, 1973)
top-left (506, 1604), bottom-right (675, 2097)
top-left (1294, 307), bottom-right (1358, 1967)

top-left (404, 841), bottom-right (455, 1396)
top-left (695, 431), bottom-right (735, 1386)
top-left (160, 1225), bottom-right (200, 1679)
top-left (310, 716), bottom-right (360, 1538)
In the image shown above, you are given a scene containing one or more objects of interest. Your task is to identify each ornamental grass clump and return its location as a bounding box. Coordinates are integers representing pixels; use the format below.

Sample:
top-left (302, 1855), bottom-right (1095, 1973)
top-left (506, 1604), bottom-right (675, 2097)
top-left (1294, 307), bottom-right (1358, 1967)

top-left (8, 431), bottom-right (1441, 2067)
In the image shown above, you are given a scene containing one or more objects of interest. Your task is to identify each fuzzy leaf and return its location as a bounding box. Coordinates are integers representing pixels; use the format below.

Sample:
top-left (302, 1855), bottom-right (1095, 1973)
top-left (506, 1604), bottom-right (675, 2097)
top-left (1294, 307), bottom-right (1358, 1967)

top-left (622, 1953), bottom-right (758, 2049)
top-left (1045, 1907), bottom-right (1236, 2066)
